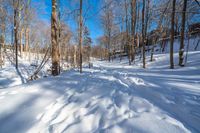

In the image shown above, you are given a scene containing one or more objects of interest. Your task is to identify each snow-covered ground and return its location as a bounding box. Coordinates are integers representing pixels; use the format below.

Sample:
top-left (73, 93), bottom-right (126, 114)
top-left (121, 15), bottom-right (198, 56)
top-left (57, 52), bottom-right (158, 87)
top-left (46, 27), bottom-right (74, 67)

top-left (0, 51), bottom-right (27, 89)
top-left (0, 38), bottom-right (200, 133)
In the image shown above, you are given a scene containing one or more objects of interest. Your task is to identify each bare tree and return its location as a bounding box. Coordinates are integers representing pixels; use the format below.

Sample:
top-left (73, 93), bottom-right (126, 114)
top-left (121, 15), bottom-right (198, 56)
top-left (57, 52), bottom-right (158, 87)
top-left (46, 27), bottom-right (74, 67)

top-left (179, 0), bottom-right (187, 66)
top-left (142, 0), bottom-right (146, 68)
top-left (0, 35), bottom-right (3, 68)
top-left (131, 0), bottom-right (136, 62)
top-left (51, 0), bottom-right (60, 76)
top-left (79, 0), bottom-right (83, 73)
top-left (0, 0), bottom-right (6, 68)
top-left (101, 0), bottom-right (114, 62)
top-left (14, 0), bottom-right (20, 69)
top-left (170, 0), bottom-right (176, 69)
top-left (124, 0), bottom-right (131, 65)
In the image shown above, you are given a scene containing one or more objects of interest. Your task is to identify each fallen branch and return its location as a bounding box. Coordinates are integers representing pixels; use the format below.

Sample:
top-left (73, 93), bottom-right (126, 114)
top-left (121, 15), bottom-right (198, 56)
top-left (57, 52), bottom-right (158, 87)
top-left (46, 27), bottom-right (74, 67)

top-left (29, 47), bottom-right (50, 80)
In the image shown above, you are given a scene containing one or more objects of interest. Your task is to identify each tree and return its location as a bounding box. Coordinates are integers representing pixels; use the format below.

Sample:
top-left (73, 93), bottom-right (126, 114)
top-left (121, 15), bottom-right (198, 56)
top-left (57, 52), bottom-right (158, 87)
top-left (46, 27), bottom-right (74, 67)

top-left (79, 0), bottom-right (83, 73)
top-left (51, 0), bottom-right (60, 76)
top-left (83, 26), bottom-right (92, 65)
top-left (59, 23), bottom-right (72, 65)
top-left (124, 0), bottom-right (131, 65)
top-left (101, 0), bottom-right (114, 62)
top-left (131, 0), bottom-right (136, 63)
top-left (0, 35), bottom-right (3, 68)
top-left (150, 0), bottom-right (170, 62)
top-left (179, 0), bottom-right (187, 66)
top-left (24, 0), bottom-right (31, 53)
top-left (170, 0), bottom-right (176, 69)
top-left (142, 0), bottom-right (146, 68)
top-left (0, 1), bottom-right (6, 68)
top-left (14, 0), bottom-right (20, 69)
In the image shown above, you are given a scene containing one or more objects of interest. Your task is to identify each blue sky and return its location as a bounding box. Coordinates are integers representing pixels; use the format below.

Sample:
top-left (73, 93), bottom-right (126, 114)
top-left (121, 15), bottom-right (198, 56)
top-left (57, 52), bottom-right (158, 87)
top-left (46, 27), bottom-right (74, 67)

top-left (32, 0), bottom-right (103, 44)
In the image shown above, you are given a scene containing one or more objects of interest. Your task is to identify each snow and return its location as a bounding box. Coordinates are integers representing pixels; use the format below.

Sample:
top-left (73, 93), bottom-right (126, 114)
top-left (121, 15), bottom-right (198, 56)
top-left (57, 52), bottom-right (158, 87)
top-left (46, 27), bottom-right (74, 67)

top-left (0, 57), bottom-right (23, 89)
top-left (0, 38), bottom-right (200, 133)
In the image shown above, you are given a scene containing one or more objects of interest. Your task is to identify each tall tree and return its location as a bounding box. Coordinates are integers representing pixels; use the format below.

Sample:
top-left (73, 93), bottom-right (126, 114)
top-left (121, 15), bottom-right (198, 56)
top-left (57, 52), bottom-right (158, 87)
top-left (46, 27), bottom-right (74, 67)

top-left (0, 1), bottom-right (6, 68)
top-left (51, 0), bottom-right (60, 76)
top-left (101, 0), bottom-right (114, 62)
top-left (179, 0), bottom-right (187, 66)
top-left (131, 0), bottom-right (136, 62)
top-left (125, 0), bottom-right (131, 65)
top-left (14, 0), bottom-right (20, 69)
top-left (170, 0), bottom-right (176, 69)
top-left (57, 0), bottom-right (61, 73)
top-left (142, 0), bottom-right (146, 68)
top-left (79, 0), bottom-right (83, 73)
top-left (24, 0), bottom-right (31, 53)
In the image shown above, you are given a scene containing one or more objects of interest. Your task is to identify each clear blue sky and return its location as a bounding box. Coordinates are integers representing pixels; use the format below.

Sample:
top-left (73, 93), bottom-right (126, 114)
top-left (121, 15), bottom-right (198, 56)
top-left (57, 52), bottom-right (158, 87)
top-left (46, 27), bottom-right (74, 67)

top-left (32, 0), bottom-right (103, 44)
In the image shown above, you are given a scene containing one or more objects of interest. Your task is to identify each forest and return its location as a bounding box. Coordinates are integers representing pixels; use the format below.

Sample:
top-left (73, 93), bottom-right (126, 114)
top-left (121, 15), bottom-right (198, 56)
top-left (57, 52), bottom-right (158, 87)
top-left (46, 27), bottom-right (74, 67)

top-left (0, 0), bottom-right (200, 133)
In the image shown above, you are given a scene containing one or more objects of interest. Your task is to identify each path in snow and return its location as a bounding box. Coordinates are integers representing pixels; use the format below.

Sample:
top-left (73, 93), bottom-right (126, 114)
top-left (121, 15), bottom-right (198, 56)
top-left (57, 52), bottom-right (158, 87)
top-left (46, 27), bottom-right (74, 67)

top-left (0, 51), bottom-right (199, 133)
top-left (93, 51), bottom-right (200, 133)
top-left (21, 69), bottom-right (190, 133)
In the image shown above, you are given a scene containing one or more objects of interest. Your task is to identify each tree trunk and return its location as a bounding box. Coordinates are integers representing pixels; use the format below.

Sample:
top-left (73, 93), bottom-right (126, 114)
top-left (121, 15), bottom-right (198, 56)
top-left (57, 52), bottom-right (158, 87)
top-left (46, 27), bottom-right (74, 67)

top-left (150, 39), bottom-right (155, 62)
top-left (14, 0), bottom-right (19, 69)
top-left (58, 0), bottom-right (61, 73)
top-left (79, 0), bottom-right (83, 73)
top-left (74, 45), bottom-right (77, 67)
top-left (131, 0), bottom-right (136, 62)
top-left (51, 0), bottom-right (60, 76)
top-left (142, 0), bottom-right (146, 68)
top-left (194, 39), bottom-right (199, 50)
top-left (170, 0), bottom-right (176, 69)
top-left (145, 0), bottom-right (150, 52)
top-left (125, 0), bottom-right (131, 65)
top-left (179, 0), bottom-right (187, 66)
top-left (185, 33), bottom-right (190, 65)
top-left (20, 28), bottom-right (23, 57)
top-left (25, 28), bottom-right (29, 52)
top-left (0, 38), bottom-right (2, 68)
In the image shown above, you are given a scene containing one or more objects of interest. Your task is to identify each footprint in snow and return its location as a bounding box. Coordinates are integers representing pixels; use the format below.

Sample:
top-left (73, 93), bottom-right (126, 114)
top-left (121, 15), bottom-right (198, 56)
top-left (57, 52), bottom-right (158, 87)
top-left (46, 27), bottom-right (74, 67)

top-left (0, 91), bottom-right (7, 95)
top-left (26, 89), bottom-right (39, 93)
top-left (136, 108), bottom-right (150, 113)
top-left (9, 91), bottom-right (18, 95)
top-left (0, 96), bottom-right (5, 100)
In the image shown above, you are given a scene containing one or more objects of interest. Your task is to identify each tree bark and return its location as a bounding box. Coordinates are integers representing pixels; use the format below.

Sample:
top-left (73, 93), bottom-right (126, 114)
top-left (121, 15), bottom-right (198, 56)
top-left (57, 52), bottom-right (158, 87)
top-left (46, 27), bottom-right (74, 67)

top-left (51, 0), bottom-right (60, 76)
top-left (142, 0), bottom-right (146, 68)
top-left (125, 0), bottom-right (131, 65)
top-left (179, 0), bottom-right (187, 66)
top-left (25, 28), bottom-right (29, 52)
top-left (14, 0), bottom-right (19, 69)
top-left (79, 0), bottom-right (83, 73)
top-left (131, 0), bottom-right (136, 62)
top-left (0, 37), bottom-right (2, 68)
top-left (20, 28), bottom-right (23, 57)
top-left (170, 0), bottom-right (176, 69)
